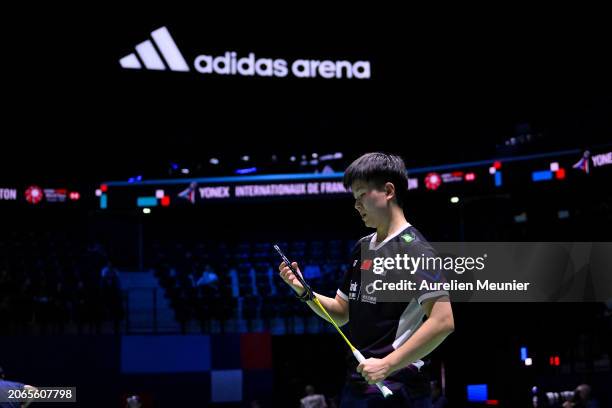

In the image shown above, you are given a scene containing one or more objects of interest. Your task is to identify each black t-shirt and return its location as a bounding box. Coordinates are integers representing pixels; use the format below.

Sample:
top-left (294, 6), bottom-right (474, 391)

top-left (337, 224), bottom-right (449, 396)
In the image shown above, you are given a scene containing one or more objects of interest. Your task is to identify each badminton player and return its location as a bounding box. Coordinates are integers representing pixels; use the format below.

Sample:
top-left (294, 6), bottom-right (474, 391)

top-left (279, 153), bottom-right (454, 407)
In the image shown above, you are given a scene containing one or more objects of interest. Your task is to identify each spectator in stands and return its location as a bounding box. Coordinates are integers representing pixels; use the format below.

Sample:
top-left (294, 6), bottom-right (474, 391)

top-left (74, 279), bottom-right (93, 334)
top-left (196, 264), bottom-right (218, 288)
top-left (99, 260), bottom-right (123, 333)
top-left (562, 384), bottom-right (600, 408)
top-left (300, 385), bottom-right (327, 408)
top-left (125, 394), bottom-right (142, 408)
top-left (50, 282), bottom-right (70, 334)
top-left (228, 263), bottom-right (240, 298)
top-left (100, 260), bottom-right (120, 289)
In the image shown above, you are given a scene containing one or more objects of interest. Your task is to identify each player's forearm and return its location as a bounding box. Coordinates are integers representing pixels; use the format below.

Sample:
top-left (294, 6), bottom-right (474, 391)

top-left (305, 292), bottom-right (347, 325)
top-left (22, 385), bottom-right (37, 408)
top-left (383, 310), bottom-right (454, 372)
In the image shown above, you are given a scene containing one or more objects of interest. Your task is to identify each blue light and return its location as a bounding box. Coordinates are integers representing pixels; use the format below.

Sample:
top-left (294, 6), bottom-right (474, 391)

top-left (235, 167), bottom-right (257, 175)
top-left (136, 175), bottom-right (143, 182)
top-left (532, 170), bottom-right (553, 182)
top-left (521, 347), bottom-right (528, 361)
top-left (128, 177), bottom-right (135, 183)
top-left (100, 194), bottom-right (107, 209)
top-left (467, 384), bottom-right (488, 402)
top-left (494, 171), bottom-right (503, 187)
top-left (121, 335), bottom-right (211, 373)
top-left (137, 197), bottom-right (158, 207)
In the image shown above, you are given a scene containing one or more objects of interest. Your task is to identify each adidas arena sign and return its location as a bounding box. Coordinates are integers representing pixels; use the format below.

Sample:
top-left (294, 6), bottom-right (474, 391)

top-left (119, 26), bottom-right (371, 80)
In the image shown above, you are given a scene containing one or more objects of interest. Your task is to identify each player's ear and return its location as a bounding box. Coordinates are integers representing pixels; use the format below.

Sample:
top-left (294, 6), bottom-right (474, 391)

top-left (384, 182), bottom-right (396, 202)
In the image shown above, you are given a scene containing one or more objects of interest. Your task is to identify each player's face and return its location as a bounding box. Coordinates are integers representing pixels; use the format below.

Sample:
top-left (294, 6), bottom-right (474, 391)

top-left (351, 180), bottom-right (389, 228)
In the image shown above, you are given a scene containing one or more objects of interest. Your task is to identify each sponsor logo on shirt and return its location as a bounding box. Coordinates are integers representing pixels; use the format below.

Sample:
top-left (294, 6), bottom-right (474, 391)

top-left (361, 294), bottom-right (377, 304)
top-left (401, 233), bottom-right (415, 243)
top-left (349, 280), bottom-right (359, 300)
top-left (361, 282), bottom-right (378, 303)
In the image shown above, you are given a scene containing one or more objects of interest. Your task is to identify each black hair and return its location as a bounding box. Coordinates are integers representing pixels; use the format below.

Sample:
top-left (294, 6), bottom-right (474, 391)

top-left (343, 152), bottom-right (408, 207)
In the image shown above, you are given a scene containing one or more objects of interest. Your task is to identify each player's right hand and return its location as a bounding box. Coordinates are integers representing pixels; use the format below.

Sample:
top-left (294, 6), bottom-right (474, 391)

top-left (278, 261), bottom-right (305, 295)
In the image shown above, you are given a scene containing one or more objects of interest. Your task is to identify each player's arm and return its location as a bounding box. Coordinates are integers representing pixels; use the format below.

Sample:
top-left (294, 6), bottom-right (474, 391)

top-left (307, 291), bottom-right (349, 326)
top-left (22, 385), bottom-right (38, 408)
top-left (382, 296), bottom-right (454, 373)
top-left (279, 261), bottom-right (349, 326)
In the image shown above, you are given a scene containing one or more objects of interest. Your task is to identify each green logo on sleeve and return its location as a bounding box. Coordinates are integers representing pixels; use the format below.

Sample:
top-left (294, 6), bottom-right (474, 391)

top-left (401, 233), bottom-right (415, 243)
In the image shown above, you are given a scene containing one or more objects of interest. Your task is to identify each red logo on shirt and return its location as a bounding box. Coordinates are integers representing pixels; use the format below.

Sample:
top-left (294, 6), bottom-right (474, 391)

top-left (360, 260), bottom-right (373, 270)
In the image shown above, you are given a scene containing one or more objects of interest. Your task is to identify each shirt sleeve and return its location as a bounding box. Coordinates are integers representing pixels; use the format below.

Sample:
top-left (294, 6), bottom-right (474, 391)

top-left (337, 242), bottom-right (360, 302)
top-left (337, 266), bottom-right (351, 302)
top-left (411, 245), bottom-right (450, 305)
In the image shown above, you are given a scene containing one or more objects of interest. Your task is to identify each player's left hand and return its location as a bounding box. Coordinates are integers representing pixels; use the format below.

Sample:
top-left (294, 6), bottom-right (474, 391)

top-left (356, 358), bottom-right (392, 385)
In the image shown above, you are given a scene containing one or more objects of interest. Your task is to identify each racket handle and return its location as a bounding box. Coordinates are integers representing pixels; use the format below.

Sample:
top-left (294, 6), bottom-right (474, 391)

top-left (352, 349), bottom-right (394, 398)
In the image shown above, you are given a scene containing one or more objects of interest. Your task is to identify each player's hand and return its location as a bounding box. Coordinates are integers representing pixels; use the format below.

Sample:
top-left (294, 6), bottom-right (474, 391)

top-left (278, 261), bottom-right (305, 295)
top-left (357, 357), bottom-right (392, 385)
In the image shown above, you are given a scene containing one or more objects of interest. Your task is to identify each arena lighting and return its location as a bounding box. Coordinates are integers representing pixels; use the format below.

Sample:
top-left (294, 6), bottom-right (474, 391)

top-left (467, 384), bottom-right (488, 402)
top-left (514, 213), bottom-right (528, 223)
top-left (235, 167), bottom-right (257, 175)
top-left (289, 156), bottom-right (296, 162)
top-left (549, 356), bottom-right (561, 366)
top-left (209, 158), bottom-right (219, 165)
top-left (424, 173), bottom-right (442, 190)
top-left (142, 208), bottom-right (151, 214)
top-left (181, 168), bottom-right (190, 175)
top-left (137, 197), bottom-right (157, 207)
top-left (525, 358), bottom-right (533, 366)
top-left (465, 172), bottom-right (476, 181)
top-left (532, 170), bottom-right (553, 182)
top-left (450, 196), bottom-right (459, 204)
top-left (241, 155), bottom-right (250, 162)
top-left (555, 168), bottom-right (566, 179)
top-left (494, 172), bottom-right (503, 187)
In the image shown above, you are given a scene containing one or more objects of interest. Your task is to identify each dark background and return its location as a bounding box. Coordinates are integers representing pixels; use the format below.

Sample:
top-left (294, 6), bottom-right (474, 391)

top-left (1, 6), bottom-right (611, 408)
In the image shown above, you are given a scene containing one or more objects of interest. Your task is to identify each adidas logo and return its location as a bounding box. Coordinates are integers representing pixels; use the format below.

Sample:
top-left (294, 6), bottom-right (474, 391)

top-left (120, 26), bottom-right (371, 79)
top-left (119, 26), bottom-right (190, 72)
